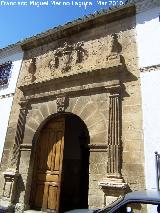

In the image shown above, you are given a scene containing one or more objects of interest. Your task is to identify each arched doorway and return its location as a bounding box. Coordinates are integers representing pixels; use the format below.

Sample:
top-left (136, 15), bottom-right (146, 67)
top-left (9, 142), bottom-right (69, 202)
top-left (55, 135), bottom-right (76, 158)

top-left (30, 113), bottom-right (90, 213)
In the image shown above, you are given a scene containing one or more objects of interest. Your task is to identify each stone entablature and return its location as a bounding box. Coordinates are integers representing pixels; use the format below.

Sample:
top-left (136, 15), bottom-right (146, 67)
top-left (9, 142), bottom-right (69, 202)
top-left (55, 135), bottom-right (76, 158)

top-left (20, 33), bottom-right (124, 86)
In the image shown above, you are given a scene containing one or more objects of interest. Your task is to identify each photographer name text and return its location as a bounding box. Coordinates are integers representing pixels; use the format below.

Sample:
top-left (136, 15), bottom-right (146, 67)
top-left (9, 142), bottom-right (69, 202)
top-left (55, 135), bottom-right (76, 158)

top-left (0, 0), bottom-right (124, 8)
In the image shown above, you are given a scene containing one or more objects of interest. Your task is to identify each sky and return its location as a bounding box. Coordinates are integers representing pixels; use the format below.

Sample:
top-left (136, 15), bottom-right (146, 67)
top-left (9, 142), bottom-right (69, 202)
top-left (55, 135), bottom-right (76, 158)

top-left (0, 0), bottom-right (125, 49)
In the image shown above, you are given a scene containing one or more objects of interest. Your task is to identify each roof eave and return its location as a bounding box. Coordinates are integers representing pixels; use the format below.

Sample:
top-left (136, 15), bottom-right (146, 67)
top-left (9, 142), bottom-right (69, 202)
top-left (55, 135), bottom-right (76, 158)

top-left (21, 3), bottom-right (136, 50)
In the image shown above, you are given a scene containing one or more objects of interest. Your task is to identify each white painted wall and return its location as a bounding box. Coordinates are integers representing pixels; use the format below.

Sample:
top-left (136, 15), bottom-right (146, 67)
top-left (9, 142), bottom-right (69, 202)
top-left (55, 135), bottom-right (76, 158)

top-left (0, 48), bottom-right (23, 96)
top-left (0, 46), bottom-right (23, 161)
top-left (137, 5), bottom-right (160, 213)
top-left (140, 70), bottom-right (160, 213)
top-left (136, 6), bottom-right (160, 68)
top-left (140, 70), bottom-right (160, 190)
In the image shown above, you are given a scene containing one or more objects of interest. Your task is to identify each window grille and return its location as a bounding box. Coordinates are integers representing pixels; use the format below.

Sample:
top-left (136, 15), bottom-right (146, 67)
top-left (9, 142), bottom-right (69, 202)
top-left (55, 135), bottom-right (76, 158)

top-left (0, 61), bottom-right (12, 86)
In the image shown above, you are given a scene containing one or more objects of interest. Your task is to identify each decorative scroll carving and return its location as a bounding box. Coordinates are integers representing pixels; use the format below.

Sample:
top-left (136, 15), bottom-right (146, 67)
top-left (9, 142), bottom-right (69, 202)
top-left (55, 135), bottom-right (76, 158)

top-left (0, 61), bottom-right (12, 86)
top-left (56, 96), bottom-right (66, 112)
top-left (107, 93), bottom-right (122, 178)
top-left (48, 41), bottom-right (87, 74)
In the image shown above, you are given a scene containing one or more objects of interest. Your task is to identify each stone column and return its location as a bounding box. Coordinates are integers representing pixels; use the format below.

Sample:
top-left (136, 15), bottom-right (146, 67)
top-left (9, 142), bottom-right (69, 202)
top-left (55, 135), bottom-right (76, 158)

top-left (0, 98), bottom-right (30, 211)
top-left (11, 98), bottom-right (30, 170)
top-left (98, 89), bottom-right (127, 205)
top-left (107, 93), bottom-right (121, 178)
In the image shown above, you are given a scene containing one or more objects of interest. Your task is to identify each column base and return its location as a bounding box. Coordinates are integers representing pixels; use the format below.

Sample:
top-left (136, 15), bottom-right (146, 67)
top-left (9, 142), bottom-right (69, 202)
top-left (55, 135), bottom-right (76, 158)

top-left (99, 177), bottom-right (128, 190)
top-left (98, 176), bottom-right (129, 207)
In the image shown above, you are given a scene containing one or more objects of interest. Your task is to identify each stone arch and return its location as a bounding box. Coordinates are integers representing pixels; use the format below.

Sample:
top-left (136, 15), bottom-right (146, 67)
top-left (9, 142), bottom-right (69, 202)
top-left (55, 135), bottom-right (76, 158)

top-left (23, 97), bottom-right (107, 146)
top-left (66, 96), bottom-right (107, 144)
top-left (23, 101), bottom-right (57, 145)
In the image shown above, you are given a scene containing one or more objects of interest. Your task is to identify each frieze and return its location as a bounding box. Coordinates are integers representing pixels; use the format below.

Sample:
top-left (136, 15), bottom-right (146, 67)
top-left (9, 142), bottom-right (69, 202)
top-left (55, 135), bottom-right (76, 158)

top-left (21, 34), bottom-right (124, 85)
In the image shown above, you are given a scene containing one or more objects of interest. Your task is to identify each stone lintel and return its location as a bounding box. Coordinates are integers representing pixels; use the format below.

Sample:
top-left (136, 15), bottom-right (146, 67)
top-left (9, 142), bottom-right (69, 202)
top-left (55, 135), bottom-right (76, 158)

top-left (19, 63), bottom-right (123, 95)
top-left (19, 81), bottom-right (121, 102)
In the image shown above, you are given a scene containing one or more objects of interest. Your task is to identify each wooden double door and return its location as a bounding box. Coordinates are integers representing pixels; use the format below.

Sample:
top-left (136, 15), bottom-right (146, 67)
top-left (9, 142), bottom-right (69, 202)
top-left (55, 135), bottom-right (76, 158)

top-left (30, 117), bottom-right (65, 212)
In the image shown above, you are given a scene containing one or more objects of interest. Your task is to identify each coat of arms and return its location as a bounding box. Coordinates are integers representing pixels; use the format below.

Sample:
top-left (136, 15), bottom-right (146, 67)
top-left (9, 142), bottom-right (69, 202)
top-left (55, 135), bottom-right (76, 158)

top-left (48, 41), bottom-right (87, 75)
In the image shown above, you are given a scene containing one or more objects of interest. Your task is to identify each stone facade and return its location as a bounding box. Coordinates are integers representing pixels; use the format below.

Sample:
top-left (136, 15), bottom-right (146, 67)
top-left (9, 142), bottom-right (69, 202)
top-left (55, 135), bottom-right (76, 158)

top-left (0, 4), bottom-right (145, 212)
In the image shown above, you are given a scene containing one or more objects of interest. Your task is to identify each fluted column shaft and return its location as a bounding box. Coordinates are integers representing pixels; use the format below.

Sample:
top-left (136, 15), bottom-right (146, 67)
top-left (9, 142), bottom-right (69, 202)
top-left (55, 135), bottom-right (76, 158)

top-left (107, 93), bottom-right (121, 178)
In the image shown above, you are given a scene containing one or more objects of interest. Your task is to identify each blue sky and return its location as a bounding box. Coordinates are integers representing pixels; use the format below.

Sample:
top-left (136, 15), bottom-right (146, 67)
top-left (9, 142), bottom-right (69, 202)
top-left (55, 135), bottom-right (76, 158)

top-left (0, 0), bottom-right (124, 48)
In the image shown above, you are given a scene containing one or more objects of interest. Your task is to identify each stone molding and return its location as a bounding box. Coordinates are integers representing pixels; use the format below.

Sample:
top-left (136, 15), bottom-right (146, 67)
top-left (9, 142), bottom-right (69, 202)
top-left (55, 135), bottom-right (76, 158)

top-left (88, 143), bottom-right (108, 152)
top-left (99, 178), bottom-right (128, 190)
top-left (20, 144), bottom-right (32, 151)
top-left (20, 81), bottom-right (121, 102)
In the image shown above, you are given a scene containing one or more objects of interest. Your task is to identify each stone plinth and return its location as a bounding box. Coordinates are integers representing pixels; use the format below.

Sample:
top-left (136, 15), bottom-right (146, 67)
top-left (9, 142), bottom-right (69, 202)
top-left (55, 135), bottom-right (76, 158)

top-left (99, 177), bottom-right (128, 207)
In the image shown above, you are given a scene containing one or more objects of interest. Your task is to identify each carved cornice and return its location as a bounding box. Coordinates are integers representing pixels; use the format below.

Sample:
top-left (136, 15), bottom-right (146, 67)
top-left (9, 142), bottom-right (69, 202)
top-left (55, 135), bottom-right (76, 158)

top-left (21, 4), bottom-right (135, 50)
top-left (19, 82), bottom-right (121, 103)
top-left (19, 63), bottom-right (124, 101)
top-left (99, 178), bottom-right (128, 190)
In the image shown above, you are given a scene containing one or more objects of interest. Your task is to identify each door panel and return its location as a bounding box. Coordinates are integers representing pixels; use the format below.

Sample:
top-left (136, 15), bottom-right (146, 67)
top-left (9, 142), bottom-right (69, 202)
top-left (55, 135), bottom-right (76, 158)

top-left (31, 117), bottom-right (65, 212)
